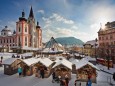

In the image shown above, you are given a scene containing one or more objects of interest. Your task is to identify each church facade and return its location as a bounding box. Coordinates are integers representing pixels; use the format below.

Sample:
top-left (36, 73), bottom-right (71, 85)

top-left (0, 7), bottom-right (42, 52)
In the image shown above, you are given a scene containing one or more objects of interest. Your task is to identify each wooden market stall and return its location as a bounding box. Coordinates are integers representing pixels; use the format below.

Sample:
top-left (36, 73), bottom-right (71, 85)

top-left (2, 57), bottom-right (39, 76)
top-left (2, 58), bottom-right (23, 75)
top-left (72, 60), bottom-right (99, 83)
top-left (52, 59), bottom-right (72, 79)
top-left (34, 58), bottom-right (53, 78)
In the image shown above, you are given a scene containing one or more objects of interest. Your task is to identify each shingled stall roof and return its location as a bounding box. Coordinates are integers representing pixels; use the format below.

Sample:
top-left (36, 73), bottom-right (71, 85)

top-left (2, 57), bottom-right (53, 67)
top-left (73, 59), bottom-right (99, 70)
top-left (53, 59), bottom-right (72, 70)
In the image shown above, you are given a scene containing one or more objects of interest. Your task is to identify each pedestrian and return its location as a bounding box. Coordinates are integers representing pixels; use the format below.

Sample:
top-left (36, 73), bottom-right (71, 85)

top-left (87, 79), bottom-right (92, 86)
top-left (52, 71), bottom-right (56, 83)
top-left (23, 66), bottom-right (26, 77)
top-left (40, 67), bottom-right (45, 79)
top-left (113, 72), bottom-right (115, 81)
top-left (74, 80), bottom-right (81, 86)
top-left (65, 75), bottom-right (69, 86)
top-left (18, 66), bottom-right (22, 77)
top-left (60, 79), bottom-right (65, 86)
top-left (1, 56), bottom-right (3, 62)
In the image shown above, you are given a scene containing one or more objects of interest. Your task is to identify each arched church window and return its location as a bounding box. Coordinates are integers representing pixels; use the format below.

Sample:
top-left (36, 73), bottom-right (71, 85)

top-left (19, 27), bottom-right (21, 32)
top-left (25, 26), bottom-right (27, 32)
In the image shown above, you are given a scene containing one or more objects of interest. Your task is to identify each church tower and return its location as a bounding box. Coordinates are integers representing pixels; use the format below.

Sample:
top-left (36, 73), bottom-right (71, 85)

top-left (16, 6), bottom-right (42, 49)
top-left (16, 10), bottom-right (29, 48)
top-left (28, 6), bottom-right (36, 48)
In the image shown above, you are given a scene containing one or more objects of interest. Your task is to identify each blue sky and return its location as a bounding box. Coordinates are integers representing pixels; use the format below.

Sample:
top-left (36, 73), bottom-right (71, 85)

top-left (0, 0), bottom-right (115, 42)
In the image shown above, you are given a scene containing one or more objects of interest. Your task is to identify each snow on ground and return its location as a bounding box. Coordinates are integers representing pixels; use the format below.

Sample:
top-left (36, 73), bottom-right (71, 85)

top-left (0, 66), bottom-right (114, 86)
top-left (0, 52), bottom-right (16, 61)
top-left (96, 64), bottom-right (115, 74)
top-left (0, 53), bottom-right (115, 86)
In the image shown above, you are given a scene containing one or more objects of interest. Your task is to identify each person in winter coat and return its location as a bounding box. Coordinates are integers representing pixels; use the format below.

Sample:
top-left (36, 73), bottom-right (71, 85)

top-left (113, 72), bottom-right (115, 81)
top-left (18, 66), bottom-right (22, 77)
top-left (87, 79), bottom-right (92, 86)
top-left (65, 75), bottom-right (69, 86)
top-left (52, 71), bottom-right (56, 82)
top-left (40, 68), bottom-right (45, 78)
top-left (74, 80), bottom-right (81, 86)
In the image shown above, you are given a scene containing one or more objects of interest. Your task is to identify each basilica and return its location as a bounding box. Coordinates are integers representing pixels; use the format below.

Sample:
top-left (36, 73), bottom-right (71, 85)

top-left (0, 7), bottom-right (42, 52)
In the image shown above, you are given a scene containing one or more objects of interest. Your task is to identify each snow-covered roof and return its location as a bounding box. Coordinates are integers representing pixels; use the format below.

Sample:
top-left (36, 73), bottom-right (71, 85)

top-left (74, 59), bottom-right (99, 70)
top-left (42, 48), bottom-right (63, 53)
top-left (23, 58), bottom-right (39, 66)
top-left (71, 59), bottom-right (79, 64)
top-left (75, 53), bottom-right (80, 56)
top-left (2, 58), bottom-right (21, 65)
top-left (38, 58), bottom-right (53, 67)
top-left (19, 52), bottom-right (33, 57)
top-left (22, 47), bottom-right (42, 51)
top-left (53, 59), bottom-right (72, 70)
top-left (53, 56), bottom-right (66, 62)
top-left (82, 56), bottom-right (96, 61)
top-left (85, 40), bottom-right (99, 48)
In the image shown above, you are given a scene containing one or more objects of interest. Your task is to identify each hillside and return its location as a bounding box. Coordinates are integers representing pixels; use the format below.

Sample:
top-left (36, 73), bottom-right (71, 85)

top-left (55, 37), bottom-right (84, 45)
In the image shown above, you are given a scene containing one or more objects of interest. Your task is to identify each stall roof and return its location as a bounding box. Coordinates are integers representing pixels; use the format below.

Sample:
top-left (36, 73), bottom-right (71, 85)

top-left (53, 59), bottom-right (72, 70)
top-left (23, 58), bottom-right (39, 66)
top-left (38, 58), bottom-right (53, 67)
top-left (82, 56), bottom-right (96, 61)
top-left (71, 59), bottom-right (79, 64)
top-left (74, 59), bottom-right (99, 70)
top-left (2, 58), bottom-right (21, 65)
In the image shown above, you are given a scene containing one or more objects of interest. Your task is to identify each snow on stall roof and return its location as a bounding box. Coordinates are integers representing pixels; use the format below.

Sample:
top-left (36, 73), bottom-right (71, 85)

top-left (71, 59), bottom-right (79, 64)
top-left (74, 53), bottom-right (79, 56)
top-left (2, 58), bottom-right (20, 65)
top-left (53, 59), bottom-right (72, 70)
top-left (82, 56), bottom-right (96, 61)
top-left (42, 48), bottom-right (63, 53)
top-left (39, 58), bottom-right (53, 67)
top-left (22, 46), bottom-right (42, 50)
top-left (74, 59), bottom-right (99, 70)
top-left (54, 56), bottom-right (66, 62)
top-left (20, 52), bottom-right (33, 57)
top-left (23, 58), bottom-right (39, 66)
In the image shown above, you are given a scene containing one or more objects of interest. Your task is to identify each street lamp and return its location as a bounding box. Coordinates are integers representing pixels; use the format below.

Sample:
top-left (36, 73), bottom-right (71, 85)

top-left (95, 38), bottom-right (98, 63)
top-left (106, 48), bottom-right (110, 70)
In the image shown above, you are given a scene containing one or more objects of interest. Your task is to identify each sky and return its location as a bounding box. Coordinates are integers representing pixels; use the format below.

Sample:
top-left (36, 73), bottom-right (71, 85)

top-left (0, 0), bottom-right (115, 42)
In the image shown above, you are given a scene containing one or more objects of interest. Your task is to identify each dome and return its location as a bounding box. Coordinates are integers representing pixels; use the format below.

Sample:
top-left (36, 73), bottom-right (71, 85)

top-left (1, 26), bottom-right (11, 32)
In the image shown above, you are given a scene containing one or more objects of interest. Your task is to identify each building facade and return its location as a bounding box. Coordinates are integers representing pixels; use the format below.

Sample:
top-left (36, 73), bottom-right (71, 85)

top-left (0, 7), bottom-right (42, 52)
top-left (83, 39), bottom-right (98, 57)
top-left (98, 21), bottom-right (115, 63)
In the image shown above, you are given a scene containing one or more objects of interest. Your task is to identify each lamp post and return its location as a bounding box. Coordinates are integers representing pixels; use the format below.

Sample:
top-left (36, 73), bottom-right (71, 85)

top-left (106, 48), bottom-right (110, 70)
top-left (95, 38), bottom-right (98, 63)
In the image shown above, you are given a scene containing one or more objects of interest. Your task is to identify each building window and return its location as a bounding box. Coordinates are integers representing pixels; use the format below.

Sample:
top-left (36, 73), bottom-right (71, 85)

top-left (25, 37), bottom-right (27, 46)
top-left (10, 39), bottom-right (11, 43)
top-left (111, 42), bottom-right (113, 45)
top-left (99, 37), bottom-right (101, 40)
top-left (106, 36), bottom-right (108, 40)
top-left (19, 27), bottom-right (21, 32)
top-left (4, 39), bottom-right (5, 43)
top-left (110, 35), bottom-right (113, 39)
top-left (25, 27), bottom-right (27, 32)
top-left (7, 39), bottom-right (8, 43)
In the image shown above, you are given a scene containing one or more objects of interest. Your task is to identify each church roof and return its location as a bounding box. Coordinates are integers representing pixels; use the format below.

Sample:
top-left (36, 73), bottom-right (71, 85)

top-left (1, 26), bottom-right (11, 32)
top-left (29, 6), bottom-right (34, 18)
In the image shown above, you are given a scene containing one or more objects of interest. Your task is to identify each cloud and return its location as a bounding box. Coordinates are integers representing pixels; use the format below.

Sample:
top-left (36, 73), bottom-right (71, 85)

top-left (42, 13), bottom-right (74, 25)
top-left (37, 10), bottom-right (45, 14)
top-left (7, 21), bottom-right (16, 31)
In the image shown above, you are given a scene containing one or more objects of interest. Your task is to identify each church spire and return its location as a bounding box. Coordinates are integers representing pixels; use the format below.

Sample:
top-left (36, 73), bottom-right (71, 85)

top-left (22, 9), bottom-right (25, 17)
top-left (29, 6), bottom-right (34, 18)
